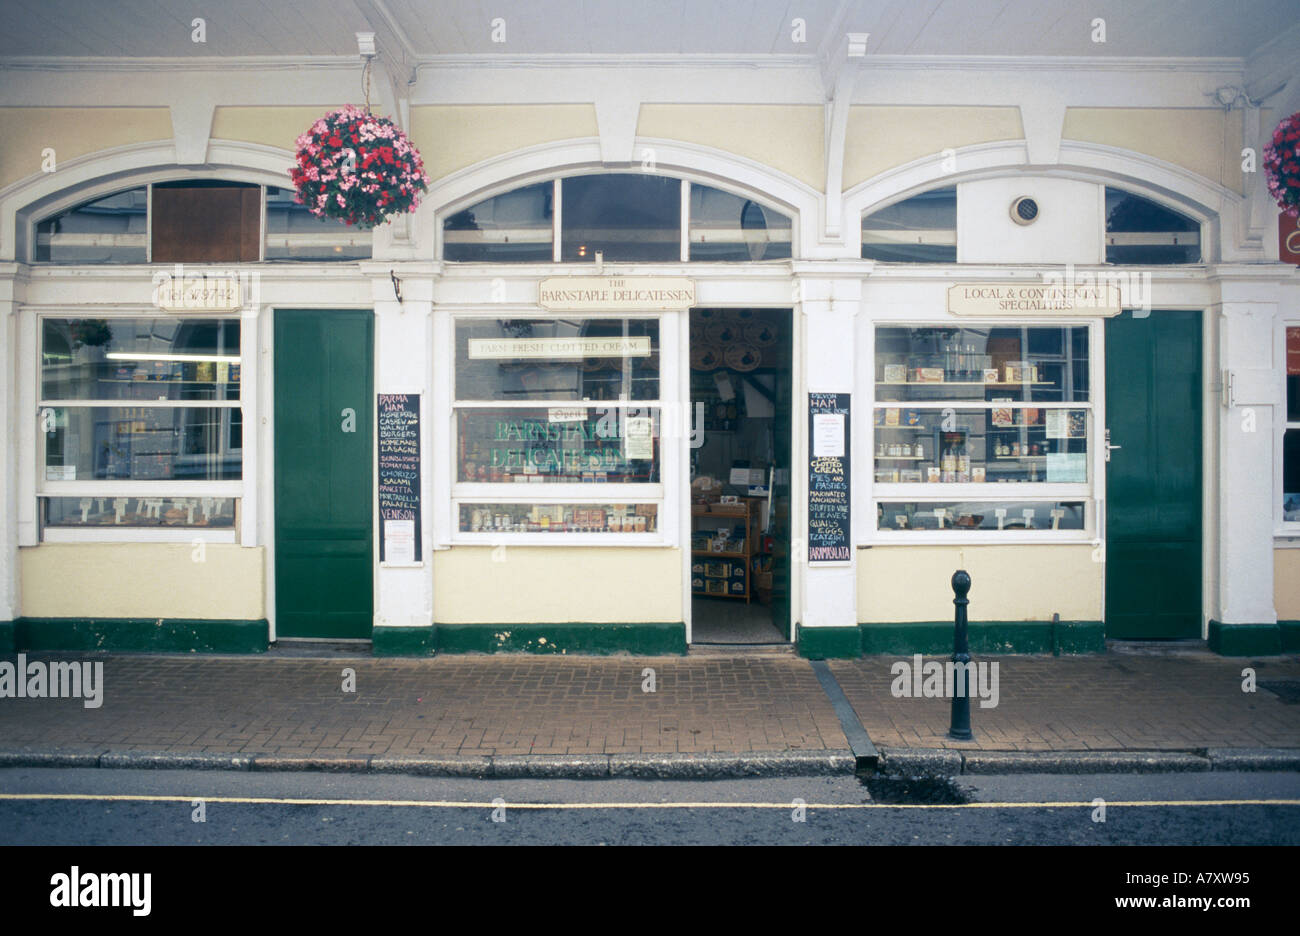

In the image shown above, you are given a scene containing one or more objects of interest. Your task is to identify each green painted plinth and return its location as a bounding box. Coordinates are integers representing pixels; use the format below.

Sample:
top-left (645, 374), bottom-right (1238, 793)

top-left (372, 625), bottom-right (436, 656)
top-left (1281, 621), bottom-right (1300, 654)
top-left (796, 626), bottom-right (861, 659)
top-left (15, 618), bottom-right (269, 654)
top-left (1208, 620), bottom-right (1285, 656)
top-left (858, 620), bottom-right (1104, 655)
top-left (435, 622), bottom-right (687, 655)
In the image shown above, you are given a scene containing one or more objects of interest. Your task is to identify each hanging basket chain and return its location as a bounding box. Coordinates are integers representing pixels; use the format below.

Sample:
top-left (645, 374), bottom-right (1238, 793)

top-left (362, 56), bottom-right (372, 114)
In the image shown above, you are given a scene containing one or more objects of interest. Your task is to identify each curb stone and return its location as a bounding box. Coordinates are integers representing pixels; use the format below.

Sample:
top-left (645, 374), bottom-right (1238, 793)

top-left (874, 748), bottom-right (964, 778)
top-left (608, 751), bottom-right (855, 778)
top-left (251, 755), bottom-right (369, 772)
top-left (369, 755), bottom-right (492, 777)
top-left (961, 750), bottom-right (1210, 774)
top-left (491, 754), bottom-right (610, 778)
top-left (0, 750), bottom-right (101, 769)
top-left (99, 752), bottom-right (254, 771)
top-left (1205, 748), bottom-right (1300, 771)
top-left (2, 747), bottom-right (1299, 778)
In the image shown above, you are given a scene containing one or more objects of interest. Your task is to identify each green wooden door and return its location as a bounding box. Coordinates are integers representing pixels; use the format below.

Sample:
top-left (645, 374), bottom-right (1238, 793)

top-left (274, 309), bottom-right (374, 639)
top-left (1104, 310), bottom-right (1201, 639)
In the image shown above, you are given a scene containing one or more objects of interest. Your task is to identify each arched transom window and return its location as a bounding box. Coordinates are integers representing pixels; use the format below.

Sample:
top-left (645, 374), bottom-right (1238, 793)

top-left (442, 173), bottom-right (794, 263)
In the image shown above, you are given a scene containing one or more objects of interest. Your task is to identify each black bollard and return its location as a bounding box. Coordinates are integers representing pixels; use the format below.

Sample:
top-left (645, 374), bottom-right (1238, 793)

top-left (948, 570), bottom-right (973, 741)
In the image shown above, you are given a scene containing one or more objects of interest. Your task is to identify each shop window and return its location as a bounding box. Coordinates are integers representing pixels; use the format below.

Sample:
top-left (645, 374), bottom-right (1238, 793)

top-left (459, 503), bottom-right (658, 534)
top-left (1105, 188), bottom-right (1201, 264)
top-left (38, 317), bottom-right (242, 532)
top-left (689, 185), bottom-right (792, 261)
top-left (455, 317), bottom-right (659, 402)
top-left (42, 495), bottom-right (237, 530)
top-left (561, 174), bottom-right (681, 262)
top-left (878, 501), bottom-right (1086, 532)
top-left (443, 181), bottom-right (554, 262)
top-left (265, 186), bottom-right (371, 260)
top-left (35, 188), bottom-right (148, 263)
top-left (452, 316), bottom-right (664, 540)
top-left (861, 188), bottom-right (956, 262)
top-left (1285, 326), bottom-right (1300, 523)
top-left (872, 325), bottom-right (1093, 536)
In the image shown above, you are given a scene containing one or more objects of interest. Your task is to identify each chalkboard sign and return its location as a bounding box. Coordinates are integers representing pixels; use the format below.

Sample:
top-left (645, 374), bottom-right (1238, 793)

top-left (378, 393), bottom-right (421, 563)
top-left (808, 392), bottom-right (851, 564)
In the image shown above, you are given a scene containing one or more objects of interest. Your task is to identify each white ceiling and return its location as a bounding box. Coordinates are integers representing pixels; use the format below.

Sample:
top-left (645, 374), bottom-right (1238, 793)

top-left (0, 0), bottom-right (1296, 59)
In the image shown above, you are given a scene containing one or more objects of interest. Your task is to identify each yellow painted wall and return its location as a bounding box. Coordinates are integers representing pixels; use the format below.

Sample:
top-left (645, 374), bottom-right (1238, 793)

top-left (1062, 107), bottom-right (1244, 194)
top-left (0, 107), bottom-right (173, 190)
top-left (433, 546), bottom-right (682, 623)
top-left (637, 104), bottom-right (825, 190)
top-left (20, 544), bottom-right (264, 620)
top-left (844, 106), bottom-right (1024, 191)
top-left (409, 104), bottom-right (598, 182)
top-left (210, 106), bottom-right (343, 153)
top-left (858, 544), bottom-right (1102, 622)
top-left (1276, 549), bottom-right (1300, 620)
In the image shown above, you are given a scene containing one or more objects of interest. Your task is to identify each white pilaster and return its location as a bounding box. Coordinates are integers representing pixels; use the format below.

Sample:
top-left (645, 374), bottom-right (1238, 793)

top-left (1212, 270), bottom-right (1281, 626)
top-left (0, 265), bottom-right (22, 625)
top-left (367, 266), bottom-right (435, 633)
top-left (798, 272), bottom-right (860, 631)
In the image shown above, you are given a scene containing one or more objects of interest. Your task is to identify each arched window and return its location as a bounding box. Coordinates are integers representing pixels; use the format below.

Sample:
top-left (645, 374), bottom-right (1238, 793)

top-left (861, 187), bottom-right (956, 262)
top-left (36, 188), bottom-right (148, 263)
top-left (33, 181), bottom-right (372, 263)
top-left (442, 175), bottom-right (793, 263)
top-left (1104, 188), bottom-right (1200, 264)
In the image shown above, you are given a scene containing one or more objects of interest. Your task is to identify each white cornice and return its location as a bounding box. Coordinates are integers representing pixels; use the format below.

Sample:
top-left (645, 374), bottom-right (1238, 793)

top-left (0, 56), bottom-right (363, 72)
top-left (0, 53), bottom-right (1248, 75)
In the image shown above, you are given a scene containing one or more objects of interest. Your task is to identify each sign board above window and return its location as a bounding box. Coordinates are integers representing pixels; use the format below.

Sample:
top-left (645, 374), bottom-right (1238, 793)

top-left (468, 336), bottom-right (651, 360)
top-left (947, 283), bottom-right (1121, 317)
top-left (538, 276), bottom-right (695, 311)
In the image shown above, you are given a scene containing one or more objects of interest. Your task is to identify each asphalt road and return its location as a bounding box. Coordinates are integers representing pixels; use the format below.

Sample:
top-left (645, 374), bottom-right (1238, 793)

top-left (1, 767), bottom-right (1298, 845)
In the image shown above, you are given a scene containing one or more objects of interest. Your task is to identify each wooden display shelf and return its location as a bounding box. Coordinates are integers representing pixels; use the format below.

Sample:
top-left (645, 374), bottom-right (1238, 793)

top-left (691, 498), bottom-right (759, 604)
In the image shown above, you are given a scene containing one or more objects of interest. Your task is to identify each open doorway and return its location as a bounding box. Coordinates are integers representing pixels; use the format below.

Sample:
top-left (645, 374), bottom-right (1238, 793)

top-left (689, 308), bottom-right (793, 645)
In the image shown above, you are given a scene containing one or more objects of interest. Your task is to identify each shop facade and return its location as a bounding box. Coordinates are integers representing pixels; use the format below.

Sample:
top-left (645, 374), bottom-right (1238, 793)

top-left (1, 37), bottom-right (1298, 658)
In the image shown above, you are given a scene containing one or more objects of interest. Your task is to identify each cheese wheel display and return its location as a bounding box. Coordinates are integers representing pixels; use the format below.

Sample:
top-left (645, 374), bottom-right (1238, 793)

top-left (743, 319), bottom-right (779, 346)
top-left (725, 342), bottom-right (761, 372)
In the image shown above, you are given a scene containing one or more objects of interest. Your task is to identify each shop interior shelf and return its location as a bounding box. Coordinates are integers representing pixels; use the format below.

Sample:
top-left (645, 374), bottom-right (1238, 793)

top-left (875, 381), bottom-right (1055, 386)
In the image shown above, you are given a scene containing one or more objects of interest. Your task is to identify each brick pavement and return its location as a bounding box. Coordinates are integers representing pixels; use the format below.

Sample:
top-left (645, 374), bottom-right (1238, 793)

top-left (829, 650), bottom-right (1300, 751)
top-left (0, 653), bottom-right (847, 758)
top-left (0, 648), bottom-right (1297, 760)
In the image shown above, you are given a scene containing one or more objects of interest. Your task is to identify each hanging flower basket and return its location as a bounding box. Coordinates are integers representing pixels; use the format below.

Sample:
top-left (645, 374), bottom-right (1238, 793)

top-left (290, 104), bottom-right (430, 230)
top-left (1264, 111), bottom-right (1300, 220)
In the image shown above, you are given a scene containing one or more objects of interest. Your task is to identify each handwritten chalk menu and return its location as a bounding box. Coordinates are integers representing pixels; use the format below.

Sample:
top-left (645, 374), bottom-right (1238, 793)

top-left (808, 392), bottom-right (851, 564)
top-left (378, 394), bottom-right (421, 563)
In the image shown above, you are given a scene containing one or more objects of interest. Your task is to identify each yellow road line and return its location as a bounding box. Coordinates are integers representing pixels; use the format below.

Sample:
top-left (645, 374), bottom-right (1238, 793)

top-left (1, 793), bottom-right (1298, 809)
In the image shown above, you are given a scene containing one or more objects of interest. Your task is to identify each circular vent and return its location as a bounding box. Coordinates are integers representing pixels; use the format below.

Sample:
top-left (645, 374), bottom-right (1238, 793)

top-left (1011, 196), bottom-right (1039, 225)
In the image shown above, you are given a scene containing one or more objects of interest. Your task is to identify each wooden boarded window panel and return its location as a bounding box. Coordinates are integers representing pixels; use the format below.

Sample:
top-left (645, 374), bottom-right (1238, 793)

top-left (151, 183), bottom-right (261, 262)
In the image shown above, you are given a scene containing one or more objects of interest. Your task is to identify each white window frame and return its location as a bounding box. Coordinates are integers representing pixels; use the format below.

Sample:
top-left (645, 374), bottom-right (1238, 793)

top-left (444, 310), bottom-right (677, 546)
top-left (1278, 318), bottom-right (1300, 540)
top-left (438, 176), bottom-right (796, 264)
top-left (32, 182), bottom-right (373, 266)
top-left (863, 318), bottom-right (1101, 545)
top-left (33, 310), bottom-right (245, 543)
